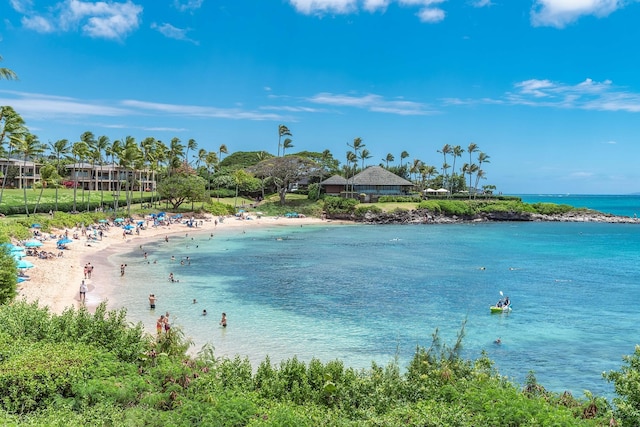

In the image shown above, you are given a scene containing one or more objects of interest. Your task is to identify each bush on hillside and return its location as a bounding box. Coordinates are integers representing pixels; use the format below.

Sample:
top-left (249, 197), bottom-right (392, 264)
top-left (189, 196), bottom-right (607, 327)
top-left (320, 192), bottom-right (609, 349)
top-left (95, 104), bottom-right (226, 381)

top-left (354, 205), bottom-right (382, 218)
top-left (323, 196), bottom-right (358, 215)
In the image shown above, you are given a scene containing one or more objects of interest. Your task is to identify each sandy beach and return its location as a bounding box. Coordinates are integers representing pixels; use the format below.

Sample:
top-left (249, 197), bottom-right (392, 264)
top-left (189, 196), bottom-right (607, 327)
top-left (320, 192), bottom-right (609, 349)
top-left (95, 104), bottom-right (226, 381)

top-left (16, 214), bottom-right (334, 314)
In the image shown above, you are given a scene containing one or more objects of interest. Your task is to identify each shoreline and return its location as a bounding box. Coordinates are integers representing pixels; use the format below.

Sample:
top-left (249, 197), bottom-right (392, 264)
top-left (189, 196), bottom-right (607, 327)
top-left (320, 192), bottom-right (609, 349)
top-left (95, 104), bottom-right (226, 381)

top-left (17, 214), bottom-right (339, 315)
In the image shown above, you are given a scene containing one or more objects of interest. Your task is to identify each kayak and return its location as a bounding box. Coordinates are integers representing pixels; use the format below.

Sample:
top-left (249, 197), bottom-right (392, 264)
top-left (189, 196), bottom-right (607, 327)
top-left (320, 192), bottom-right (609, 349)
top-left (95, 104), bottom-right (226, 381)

top-left (490, 305), bottom-right (512, 313)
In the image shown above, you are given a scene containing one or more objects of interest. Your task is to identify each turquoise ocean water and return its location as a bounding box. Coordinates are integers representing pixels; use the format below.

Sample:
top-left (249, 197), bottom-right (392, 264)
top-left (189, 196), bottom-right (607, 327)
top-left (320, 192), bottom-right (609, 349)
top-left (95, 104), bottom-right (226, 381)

top-left (102, 195), bottom-right (640, 397)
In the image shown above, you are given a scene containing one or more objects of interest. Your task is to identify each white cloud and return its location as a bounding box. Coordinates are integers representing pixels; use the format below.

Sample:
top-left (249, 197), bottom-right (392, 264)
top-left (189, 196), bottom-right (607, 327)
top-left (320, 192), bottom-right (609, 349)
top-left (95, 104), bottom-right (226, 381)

top-left (417, 7), bottom-right (445, 22)
top-left (21, 15), bottom-right (55, 33)
top-left (308, 92), bottom-right (434, 115)
top-left (289, 0), bottom-right (358, 14)
top-left (289, 0), bottom-right (448, 22)
top-left (531, 0), bottom-right (623, 28)
top-left (59, 0), bottom-right (143, 39)
top-left (14, 0), bottom-right (142, 40)
top-left (121, 100), bottom-right (287, 121)
top-left (0, 90), bottom-right (131, 118)
top-left (174, 0), bottom-right (204, 12)
top-left (151, 22), bottom-right (199, 45)
top-left (471, 0), bottom-right (492, 7)
top-left (507, 78), bottom-right (640, 112)
top-left (9, 0), bottom-right (33, 14)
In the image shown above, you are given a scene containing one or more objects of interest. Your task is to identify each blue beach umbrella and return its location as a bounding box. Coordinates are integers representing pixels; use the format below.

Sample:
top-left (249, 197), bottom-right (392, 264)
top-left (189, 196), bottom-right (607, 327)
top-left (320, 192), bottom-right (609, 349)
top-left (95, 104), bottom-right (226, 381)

top-left (17, 276), bottom-right (28, 283)
top-left (31, 223), bottom-right (41, 228)
top-left (114, 218), bottom-right (124, 223)
top-left (24, 240), bottom-right (43, 248)
top-left (123, 224), bottom-right (135, 230)
top-left (57, 238), bottom-right (73, 245)
top-left (9, 245), bottom-right (25, 253)
top-left (98, 219), bottom-right (108, 223)
top-left (16, 260), bottom-right (34, 269)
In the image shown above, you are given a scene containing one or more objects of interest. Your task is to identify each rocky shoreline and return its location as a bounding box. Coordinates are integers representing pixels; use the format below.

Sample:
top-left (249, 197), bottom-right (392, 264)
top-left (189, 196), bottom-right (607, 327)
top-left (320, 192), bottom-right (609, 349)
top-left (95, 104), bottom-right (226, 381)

top-left (345, 208), bottom-right (640, 225)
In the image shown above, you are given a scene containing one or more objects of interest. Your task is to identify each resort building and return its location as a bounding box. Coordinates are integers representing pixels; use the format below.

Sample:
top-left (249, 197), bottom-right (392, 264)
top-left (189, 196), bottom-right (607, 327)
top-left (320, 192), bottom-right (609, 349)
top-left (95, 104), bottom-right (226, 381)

top-left (321, 165), bottom-right (414, 202)
top-left (65, 163), bottom-right (156, 192)
top-left (0, 158), bottom-right (41, 189)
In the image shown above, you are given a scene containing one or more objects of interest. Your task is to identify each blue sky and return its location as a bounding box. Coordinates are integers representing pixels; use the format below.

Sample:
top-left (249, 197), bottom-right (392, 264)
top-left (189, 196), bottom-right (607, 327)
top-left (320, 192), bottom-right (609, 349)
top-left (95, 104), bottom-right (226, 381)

top-left (2, 0), bottom-right (640, 194)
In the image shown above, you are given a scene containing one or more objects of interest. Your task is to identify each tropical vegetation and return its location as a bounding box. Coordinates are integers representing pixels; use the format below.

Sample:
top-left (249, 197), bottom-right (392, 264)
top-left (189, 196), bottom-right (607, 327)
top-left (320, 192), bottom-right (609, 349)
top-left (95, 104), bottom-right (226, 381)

top-left (0, 299), bottom-right (633, 426)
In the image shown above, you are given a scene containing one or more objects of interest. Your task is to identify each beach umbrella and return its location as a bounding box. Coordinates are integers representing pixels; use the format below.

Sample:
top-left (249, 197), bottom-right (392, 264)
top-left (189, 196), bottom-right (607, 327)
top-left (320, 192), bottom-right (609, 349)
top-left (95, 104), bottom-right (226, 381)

top-left (123, 224), bottom-right (135, 230)
top-left (137, 220), bottom-right (144, 225)
top-left (114, 218), bottom-right (124, 223)
top-left (24, 240), bottom-right (43, 248)
top-left (98, 219), bottom-right (108, 223)
top-left (17, 276), bottom-right (28, 283)
top-left (57, 238), bottom-right (73, 245)
top-left (9, 245), bottom-right (25, 252)
top-left (16, 260), bottom-right (34, 269)
top-left (31, 223), bottom-right (41, 228)
top-left (13, 253), bottom-right (24, 260)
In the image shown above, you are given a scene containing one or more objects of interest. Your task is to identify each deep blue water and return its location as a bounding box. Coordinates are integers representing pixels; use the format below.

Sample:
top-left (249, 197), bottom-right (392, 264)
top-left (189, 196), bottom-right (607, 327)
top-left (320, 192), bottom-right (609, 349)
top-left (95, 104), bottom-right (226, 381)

top-left (102, 216), bottom-right (640, 398)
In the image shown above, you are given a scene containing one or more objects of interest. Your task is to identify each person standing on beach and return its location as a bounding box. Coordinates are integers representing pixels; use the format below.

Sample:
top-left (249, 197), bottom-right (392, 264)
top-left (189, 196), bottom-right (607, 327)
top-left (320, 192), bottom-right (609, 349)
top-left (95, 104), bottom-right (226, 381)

top-left (164, 312), bottom-right (171, 332)
top-left (79, 280), bottom-right (88, 303)
top-left (87, 262), bottom-right (93, 278)
top-left (156, 315), bottom-right (165, 335)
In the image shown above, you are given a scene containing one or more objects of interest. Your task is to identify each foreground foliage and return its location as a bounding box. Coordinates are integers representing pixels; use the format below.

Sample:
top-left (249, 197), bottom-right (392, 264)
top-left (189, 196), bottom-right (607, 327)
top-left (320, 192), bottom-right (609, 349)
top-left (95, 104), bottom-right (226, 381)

top-left (0, 301), bottom-right (620, 426)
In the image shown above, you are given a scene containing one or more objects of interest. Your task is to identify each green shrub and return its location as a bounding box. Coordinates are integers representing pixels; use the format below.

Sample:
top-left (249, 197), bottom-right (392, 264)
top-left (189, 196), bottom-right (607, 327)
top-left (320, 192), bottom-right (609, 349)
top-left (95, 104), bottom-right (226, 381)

top-left (322, 196), bottom-right (358, 215)
top-left (531, 202), bottom-right (574, 215)
top-left (354, 205), bottom-right (382, 217)
top-left (378, 195), bottom-right (422, 203)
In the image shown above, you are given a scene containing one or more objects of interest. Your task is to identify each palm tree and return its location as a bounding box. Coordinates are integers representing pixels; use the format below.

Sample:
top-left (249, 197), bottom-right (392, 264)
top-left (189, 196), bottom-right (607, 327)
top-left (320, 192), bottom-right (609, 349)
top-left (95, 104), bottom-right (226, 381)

top-left (185, 138), bottom-right (197, 166)
top-left (359, 148), bottom-right (372, 170)
top-left (218, 143), bottom-right (228, 163)
top-left (71, 141), bottom-right (89, 212)
top-left (410, 158), bottom-right (423, 182)
top-left (195, 148), bottom-right (207, 171)
top-left (169, 137), bottom-right (185, 176)
top-left (12, 132), bottom-right (45, 216)
top-left (438, 144), bottom-right (451, 190)
top-left (464, 163), bottom-right (479, 196)
top-left (0, 55), bottom-right (17, 80)
top-left (216, 144), bottom-right (228, 201)
top-left (400, 150), bottom-right (409, 168)
top-left (420, 164), bottom-right (438, 190)
top-left (450, 145), bottom-right (464, 196)
top-left (346, 150), bottom-right (357, 194)
top-left (278, 125), bottom-right (291, 157)
top-left (139, 137), bottom-right (156, 207)
top-left (474, 152), bottom-right (490, 198)
top-left (282, 138), bottom-right (294, 156)
top-left (94, 135), bottom-right (110, 208)
top-left (106, 139), bottom-right (122, 211)
top-left (47, 139), bottom-right (71, 211)
top-left (152, 140), bottom-right (168, 207)
top-left (383, 153), bottom-right (394, 168)
top-left (205, 151), bottom-right (219, 201)
top-left (80, 131), bottom-right (96, 211)
top-left (467, 143), bottom-right (478, 198)
top-left (119, 136), bottom-right (141, 216)
top-left (0, 106), bottom-right (26, 206)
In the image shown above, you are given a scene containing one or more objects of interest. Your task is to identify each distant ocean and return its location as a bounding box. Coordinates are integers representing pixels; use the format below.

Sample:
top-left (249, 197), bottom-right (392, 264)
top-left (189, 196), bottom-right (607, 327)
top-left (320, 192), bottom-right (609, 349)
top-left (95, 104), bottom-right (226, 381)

top-left (101, 195), bottom-right (640, 398)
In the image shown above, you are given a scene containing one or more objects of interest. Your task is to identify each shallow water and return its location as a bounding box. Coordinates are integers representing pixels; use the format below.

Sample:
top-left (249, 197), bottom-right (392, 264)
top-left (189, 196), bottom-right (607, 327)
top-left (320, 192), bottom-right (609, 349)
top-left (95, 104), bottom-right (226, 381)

top-left (103, 221), bottom-right (640, 397)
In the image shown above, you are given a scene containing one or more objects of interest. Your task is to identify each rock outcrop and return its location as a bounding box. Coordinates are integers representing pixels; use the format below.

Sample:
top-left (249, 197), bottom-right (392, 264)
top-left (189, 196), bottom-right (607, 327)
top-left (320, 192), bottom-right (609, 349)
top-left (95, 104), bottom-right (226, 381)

top-left (342, 208), bottom-right (639, 225)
